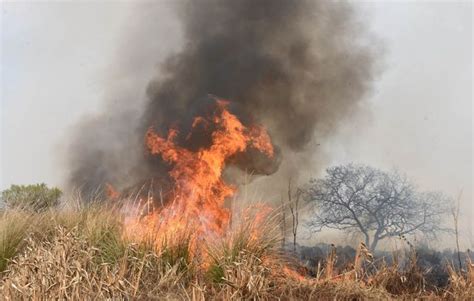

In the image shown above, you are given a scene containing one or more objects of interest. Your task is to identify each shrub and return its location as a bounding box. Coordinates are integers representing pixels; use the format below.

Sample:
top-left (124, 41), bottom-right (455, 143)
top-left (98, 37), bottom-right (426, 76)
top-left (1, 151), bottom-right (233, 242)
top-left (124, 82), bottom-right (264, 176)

top-left (1, 183), bottom-right (61, 212)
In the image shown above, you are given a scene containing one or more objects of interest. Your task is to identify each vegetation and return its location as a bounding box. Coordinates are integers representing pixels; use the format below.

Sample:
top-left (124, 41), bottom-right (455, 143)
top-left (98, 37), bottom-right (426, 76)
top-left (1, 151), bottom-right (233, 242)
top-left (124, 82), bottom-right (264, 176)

top-left (1, 183), bottom-right (62, 212)
top-left (0, 196), bottom-right (472, 300)
top-left (307, 164), bottom-right (451, 250)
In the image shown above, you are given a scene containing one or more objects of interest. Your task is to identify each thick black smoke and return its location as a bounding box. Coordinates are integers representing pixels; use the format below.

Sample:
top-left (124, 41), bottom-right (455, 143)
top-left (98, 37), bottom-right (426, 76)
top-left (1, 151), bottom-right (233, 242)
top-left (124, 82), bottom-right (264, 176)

top-left (65, 0), bottom-right (378, 198)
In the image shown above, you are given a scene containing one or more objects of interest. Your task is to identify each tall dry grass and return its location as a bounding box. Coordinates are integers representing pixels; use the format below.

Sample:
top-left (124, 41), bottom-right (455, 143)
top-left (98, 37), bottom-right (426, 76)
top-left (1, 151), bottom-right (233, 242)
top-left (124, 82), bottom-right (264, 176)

top-left (0, 209), bottom-right (37, 272)
top-left (0, 198), bottom-right (472, 300)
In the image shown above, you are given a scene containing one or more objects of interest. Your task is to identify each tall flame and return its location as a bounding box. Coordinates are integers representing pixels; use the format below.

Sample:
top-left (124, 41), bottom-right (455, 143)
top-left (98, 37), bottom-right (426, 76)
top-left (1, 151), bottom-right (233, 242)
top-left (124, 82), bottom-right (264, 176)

top-left (124, 99), bottom-right (274, 252)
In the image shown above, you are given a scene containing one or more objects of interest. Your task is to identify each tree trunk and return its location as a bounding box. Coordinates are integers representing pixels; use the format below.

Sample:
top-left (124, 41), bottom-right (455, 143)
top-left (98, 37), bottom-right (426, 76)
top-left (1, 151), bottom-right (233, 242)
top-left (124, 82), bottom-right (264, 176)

top-left (288, 179), bottom-right (299, 254)
top-left (293, 233), bottom-right (297, 252)
top-left (280, 197), bottom-right (286, 248)
top-left (370, 236), bottom-right (379, 251)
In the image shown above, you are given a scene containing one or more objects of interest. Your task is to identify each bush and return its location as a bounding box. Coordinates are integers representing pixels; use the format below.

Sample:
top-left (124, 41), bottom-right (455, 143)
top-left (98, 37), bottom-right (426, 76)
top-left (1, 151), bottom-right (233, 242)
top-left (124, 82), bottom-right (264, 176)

top-left (1, 183), bottom-right (62, 212)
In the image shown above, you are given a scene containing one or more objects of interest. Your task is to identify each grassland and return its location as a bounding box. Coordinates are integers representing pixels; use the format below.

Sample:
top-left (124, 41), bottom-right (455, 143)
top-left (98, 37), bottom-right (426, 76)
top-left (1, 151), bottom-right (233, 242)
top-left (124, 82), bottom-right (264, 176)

top-left (0, 200), bottom-right (472, 300)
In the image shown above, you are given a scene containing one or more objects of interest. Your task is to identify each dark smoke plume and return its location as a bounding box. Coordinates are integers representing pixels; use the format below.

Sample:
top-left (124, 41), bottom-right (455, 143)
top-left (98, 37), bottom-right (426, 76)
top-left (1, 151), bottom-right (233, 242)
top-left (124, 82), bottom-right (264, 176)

top-left (65, 0), bottom-right (378, 198)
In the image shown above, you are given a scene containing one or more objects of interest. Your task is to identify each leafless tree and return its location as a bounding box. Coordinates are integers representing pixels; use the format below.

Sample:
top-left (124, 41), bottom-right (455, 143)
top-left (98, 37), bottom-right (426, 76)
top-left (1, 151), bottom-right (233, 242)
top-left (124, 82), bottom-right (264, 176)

top-left (451, 190), bottom-right (463, 271)
top-left (280, 196), bottom-right (287, 248)
top-left (308, 164), bottom-right (450, 251)
top-left (286, 178), bottom-right (304, 253)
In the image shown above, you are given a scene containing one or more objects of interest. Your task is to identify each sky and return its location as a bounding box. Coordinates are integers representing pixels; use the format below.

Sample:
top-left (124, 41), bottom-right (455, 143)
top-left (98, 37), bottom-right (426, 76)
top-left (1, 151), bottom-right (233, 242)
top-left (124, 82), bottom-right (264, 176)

top-left (1, 1), bottom-right (472, 240)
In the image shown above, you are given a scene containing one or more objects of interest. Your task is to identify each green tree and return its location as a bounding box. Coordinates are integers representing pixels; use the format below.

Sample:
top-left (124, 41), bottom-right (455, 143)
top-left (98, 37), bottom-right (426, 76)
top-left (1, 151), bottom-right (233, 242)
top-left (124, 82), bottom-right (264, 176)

top-left (1, 183), bottom-right (62, 212)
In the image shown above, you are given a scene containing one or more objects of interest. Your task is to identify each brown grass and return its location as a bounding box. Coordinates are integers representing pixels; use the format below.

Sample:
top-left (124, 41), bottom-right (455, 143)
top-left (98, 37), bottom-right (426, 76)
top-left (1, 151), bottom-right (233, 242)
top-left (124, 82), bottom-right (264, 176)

top-left (0, 202), bottom-right (472, 300)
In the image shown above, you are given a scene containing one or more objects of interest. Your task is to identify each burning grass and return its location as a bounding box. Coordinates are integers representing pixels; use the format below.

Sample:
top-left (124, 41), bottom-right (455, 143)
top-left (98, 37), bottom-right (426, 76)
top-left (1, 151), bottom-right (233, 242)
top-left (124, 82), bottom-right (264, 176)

top-left (0, 201), bottom-right (472, 300)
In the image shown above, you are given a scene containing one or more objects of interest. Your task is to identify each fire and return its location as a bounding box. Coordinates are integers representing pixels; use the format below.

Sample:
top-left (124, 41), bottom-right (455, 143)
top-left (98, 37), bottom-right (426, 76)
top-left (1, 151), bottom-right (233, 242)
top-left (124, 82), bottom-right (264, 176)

top-left (105, 183), bottom-right (120, 199)
top-left (124, 99), bottom-right (274, 253)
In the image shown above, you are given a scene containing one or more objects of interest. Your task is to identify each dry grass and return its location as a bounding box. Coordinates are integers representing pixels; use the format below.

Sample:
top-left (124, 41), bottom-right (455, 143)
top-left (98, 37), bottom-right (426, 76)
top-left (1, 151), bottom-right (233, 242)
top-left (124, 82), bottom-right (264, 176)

top-left (442, 257), bottom-right (474, 300)
top-left (0, 210), bottom-right (37, 272)
top-left (0, 201), bottom-right (472, 300)
top-left (0, 226), bottom-right (191, 300)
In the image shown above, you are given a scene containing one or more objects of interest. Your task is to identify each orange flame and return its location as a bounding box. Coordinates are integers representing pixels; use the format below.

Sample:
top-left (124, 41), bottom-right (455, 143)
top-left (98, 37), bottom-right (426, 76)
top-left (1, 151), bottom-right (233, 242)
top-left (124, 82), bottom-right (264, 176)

top-left (105, 183), bottom-right (120, 199)
top-left (124, 99), bottom-right (274, 253)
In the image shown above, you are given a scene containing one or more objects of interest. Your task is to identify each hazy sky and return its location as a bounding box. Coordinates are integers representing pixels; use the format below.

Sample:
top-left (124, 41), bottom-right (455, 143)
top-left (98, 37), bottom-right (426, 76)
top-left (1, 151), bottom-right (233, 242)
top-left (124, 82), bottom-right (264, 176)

top-left (1, 1), bottom-right (472, 230)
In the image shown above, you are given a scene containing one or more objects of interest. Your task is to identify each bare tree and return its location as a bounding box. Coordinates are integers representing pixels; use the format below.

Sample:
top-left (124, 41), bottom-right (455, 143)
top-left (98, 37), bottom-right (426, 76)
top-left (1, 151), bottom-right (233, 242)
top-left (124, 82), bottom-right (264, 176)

top-left (308, 164), bottom-right (450, 251)
top-left (287, 179), bottom-right (302, 253)
top-left (280, 196), bottom-right (287, 248)
top-left (451, 190), bottom-right (463, 271)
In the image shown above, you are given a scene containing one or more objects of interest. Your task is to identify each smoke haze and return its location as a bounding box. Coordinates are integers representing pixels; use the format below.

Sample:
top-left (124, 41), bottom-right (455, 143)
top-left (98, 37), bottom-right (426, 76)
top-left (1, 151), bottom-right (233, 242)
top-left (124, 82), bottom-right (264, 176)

top-left (65, 0), bottom-right (378, 197)
top-left (2, 1), bottom-right (471, 248)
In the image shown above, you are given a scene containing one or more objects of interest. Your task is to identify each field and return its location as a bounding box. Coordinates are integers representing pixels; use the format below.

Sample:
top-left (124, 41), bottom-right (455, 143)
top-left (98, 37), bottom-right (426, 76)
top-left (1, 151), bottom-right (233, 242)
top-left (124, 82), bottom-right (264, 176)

top-left (0, 199), bottom-right (472, 300)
